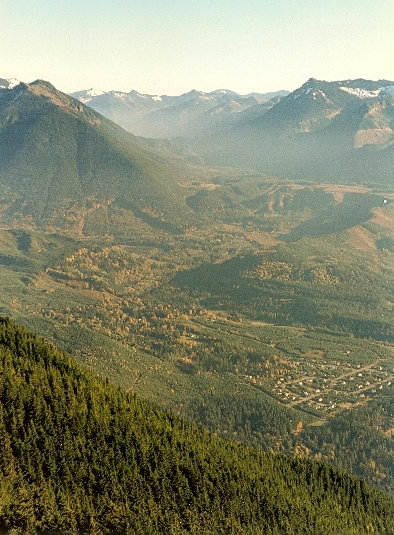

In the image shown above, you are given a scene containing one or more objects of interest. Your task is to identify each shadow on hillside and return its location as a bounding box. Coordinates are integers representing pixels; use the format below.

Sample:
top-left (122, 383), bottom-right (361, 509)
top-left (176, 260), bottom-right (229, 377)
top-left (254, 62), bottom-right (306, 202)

top-left (280, 193), bottom-right (383, 242)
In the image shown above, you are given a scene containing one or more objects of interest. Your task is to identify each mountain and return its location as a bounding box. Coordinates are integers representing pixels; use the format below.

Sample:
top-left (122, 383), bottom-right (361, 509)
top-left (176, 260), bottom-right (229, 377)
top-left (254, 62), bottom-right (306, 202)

top-left (250, 78), bottom-right (394, 133)
top-left (70, 87), bottom-right (289, 138)
top-left (0, 79), bottom-right (200, 231)
top-left (0, 78), bottom-right (20, 89)
top-left (179, 78), bottom-right (394, 186)
top-left (0, 316), bottom-right (393, 534)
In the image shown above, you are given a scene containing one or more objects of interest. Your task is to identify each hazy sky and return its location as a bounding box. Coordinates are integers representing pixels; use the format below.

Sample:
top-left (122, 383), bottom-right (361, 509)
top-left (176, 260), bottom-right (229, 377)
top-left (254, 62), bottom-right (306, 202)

top-left (1, 0), bottom-right (393, 95)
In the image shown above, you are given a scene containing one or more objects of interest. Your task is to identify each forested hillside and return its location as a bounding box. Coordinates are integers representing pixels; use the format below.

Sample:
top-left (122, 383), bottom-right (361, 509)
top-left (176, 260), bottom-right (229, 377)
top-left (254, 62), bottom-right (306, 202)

top-left (0, 317), bottom-right (393, 534)
top-left (0, 80), bottom-right (199, 231)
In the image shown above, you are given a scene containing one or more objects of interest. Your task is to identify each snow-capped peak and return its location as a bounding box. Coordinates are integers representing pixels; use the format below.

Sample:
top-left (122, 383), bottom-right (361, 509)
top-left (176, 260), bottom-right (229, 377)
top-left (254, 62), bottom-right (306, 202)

top-left (86, 88), bottom-right (106, 97)
top-left (113, 91), bottom-right (128, 100)
top-left (7, 78), bottom-right (20, 89)
top-left (75, 88), bottom-right (107, 103)
top-left (0, 78), bottom-right (20, 89)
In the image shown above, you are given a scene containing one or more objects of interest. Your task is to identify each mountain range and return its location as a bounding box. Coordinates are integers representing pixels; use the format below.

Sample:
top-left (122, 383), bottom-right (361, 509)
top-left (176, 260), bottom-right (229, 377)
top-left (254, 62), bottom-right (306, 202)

top-left (179, 78), bottom-right (394, 186)
top-left (70, 77), bottom-right (394, 186)
top-left (7, 77), bottom-right (393, 188)
top-left (70, 86), bottom-right (289, 138)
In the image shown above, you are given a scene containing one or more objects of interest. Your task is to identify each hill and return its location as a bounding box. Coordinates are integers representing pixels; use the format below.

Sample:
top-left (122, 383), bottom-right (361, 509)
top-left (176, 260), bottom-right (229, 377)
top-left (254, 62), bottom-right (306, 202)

top-left (0, 316), bottom-right (393, 534)
top-left (0, 80), bottom-right (202, 232)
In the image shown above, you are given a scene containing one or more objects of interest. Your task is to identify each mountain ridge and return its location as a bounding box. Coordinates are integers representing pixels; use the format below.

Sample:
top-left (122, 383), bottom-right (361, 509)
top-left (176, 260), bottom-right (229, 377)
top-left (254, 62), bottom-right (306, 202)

top-left (68, 77), bottom-right (394, 186)
top-left (70, 85), bottom-right (289, 138)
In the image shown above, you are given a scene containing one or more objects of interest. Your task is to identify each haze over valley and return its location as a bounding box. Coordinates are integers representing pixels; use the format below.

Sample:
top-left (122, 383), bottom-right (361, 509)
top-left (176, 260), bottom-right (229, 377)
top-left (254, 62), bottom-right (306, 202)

top-left (0, 68), bottom-right (393, 533)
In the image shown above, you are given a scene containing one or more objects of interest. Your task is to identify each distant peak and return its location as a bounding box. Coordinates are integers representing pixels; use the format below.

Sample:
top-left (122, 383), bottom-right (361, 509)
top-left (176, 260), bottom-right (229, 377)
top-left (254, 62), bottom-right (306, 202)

top-left (301, 77), bottom-right (323, 89)
top-left (182, 89), bottom-right (204, 97)
top-left (7, 78), bottom-right (20, 89)
top-left (0, 77), bottom-right (21, 90)
top-left (86, 88), bottom-right (106, 97)
top-left (210, 89), bottom-right (237, 94)
top-left (30, 79), bottom-right (58, 91)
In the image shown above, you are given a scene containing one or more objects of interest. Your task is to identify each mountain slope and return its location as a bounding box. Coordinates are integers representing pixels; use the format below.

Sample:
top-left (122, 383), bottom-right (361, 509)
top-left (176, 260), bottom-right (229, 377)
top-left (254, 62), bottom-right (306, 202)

top-left (0, 80), bottom-right (197, 231)
top-left (0, 316), bottom-right (393, 535)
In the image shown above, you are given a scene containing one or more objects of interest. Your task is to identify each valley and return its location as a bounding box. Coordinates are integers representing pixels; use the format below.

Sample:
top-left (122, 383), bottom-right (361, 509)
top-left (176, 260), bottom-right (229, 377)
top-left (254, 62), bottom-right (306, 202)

top-left (0, 77), bottom-right (393, 513)
top-left (2, 0), bottom-right (394, 528)
top-left (0, 156), bottom-right (392, 494)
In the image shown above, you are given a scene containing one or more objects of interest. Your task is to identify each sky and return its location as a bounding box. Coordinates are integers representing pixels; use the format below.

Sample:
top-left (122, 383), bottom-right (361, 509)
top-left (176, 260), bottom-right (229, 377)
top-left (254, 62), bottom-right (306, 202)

top-left (1, 0), bottom-right (393, 95)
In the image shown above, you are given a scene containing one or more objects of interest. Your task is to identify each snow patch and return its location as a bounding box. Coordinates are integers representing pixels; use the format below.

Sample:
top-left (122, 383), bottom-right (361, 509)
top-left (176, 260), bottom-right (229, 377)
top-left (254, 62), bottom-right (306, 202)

top-left (152, 95), bottom-right (162, 101)
top-left (114, 92), bottom-right (128, 100)
top-left (0, 78), bottom-right (20, 90)
top-left (7, 78), bottom-right (20, 89)
top-left (77, 88), bottom-right (106, 103)
top-left (87, 88), bottom-right (106, 97)
top-left (296, 87), bottom-right (331, 103)
top-left (340, 87), bottom-right (381, 99)
top-left (315, 89), bottom-right (333, 104)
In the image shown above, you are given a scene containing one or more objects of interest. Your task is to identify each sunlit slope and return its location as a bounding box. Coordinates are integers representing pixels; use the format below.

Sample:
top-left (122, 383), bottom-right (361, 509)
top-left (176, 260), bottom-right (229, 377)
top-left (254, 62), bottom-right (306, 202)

top-left (0, 317), bottom-right (393, 535)
top-left (178, 181), bottom-right (393, 340)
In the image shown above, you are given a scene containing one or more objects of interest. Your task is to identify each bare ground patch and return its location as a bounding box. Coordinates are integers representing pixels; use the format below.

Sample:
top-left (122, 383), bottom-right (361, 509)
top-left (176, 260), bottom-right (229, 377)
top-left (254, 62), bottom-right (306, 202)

top-left (246, 231), bottom-right (279, 247)
top-left (304, 350), bottom-right (327, 359)
top-left (348, 225), bottom-right (377, 252)
top-left (370, 207), bottom-right (394, 231)
top-left (322, 184), bottom-right (371, 203)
